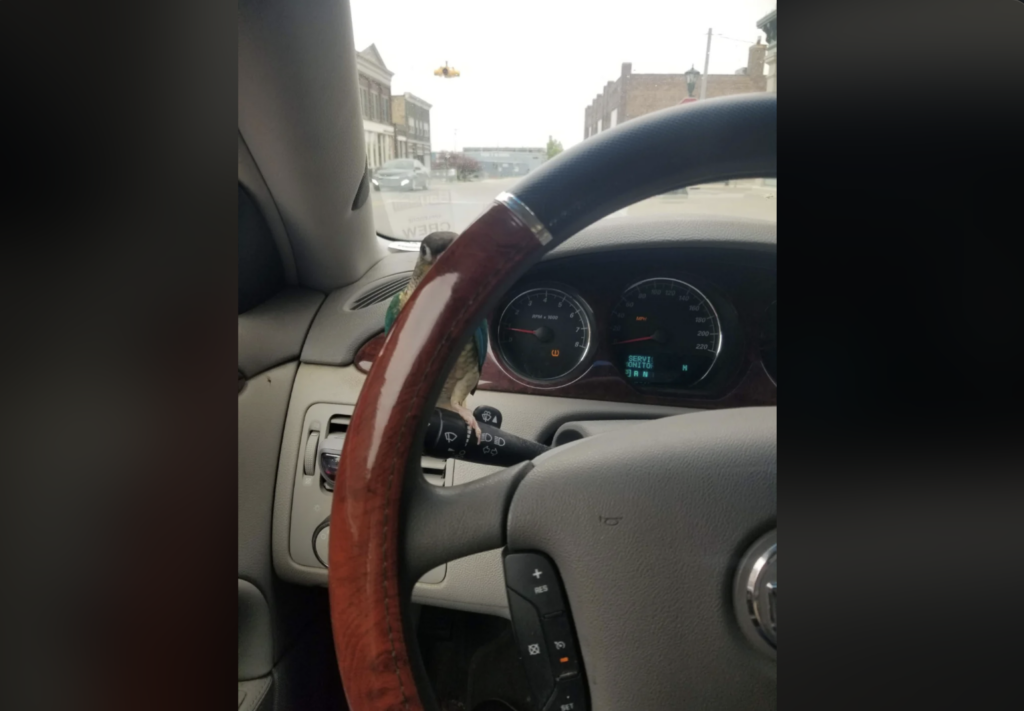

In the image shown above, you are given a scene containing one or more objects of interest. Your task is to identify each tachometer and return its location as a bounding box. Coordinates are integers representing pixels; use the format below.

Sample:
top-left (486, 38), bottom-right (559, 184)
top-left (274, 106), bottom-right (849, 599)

top-left (610, 278), bottom-right (722, 387)
top-left (496, 286), bottom-right (593, 381)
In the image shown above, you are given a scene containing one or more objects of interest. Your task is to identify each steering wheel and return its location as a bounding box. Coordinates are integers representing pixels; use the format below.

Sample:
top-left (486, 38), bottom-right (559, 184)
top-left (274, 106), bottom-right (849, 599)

top-left (328, 93), bottom-right (777, 711)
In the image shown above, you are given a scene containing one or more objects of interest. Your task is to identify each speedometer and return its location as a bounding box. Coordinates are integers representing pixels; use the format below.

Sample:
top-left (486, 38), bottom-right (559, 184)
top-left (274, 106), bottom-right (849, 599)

top-left (610, 278), bottom-right (722, 387)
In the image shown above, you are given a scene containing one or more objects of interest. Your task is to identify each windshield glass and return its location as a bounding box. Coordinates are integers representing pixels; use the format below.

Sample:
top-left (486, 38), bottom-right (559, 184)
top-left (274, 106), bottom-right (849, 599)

top-left (352, 0), bottom-right (777, 240)
top-left (380, 159), bottom-right (416, 170)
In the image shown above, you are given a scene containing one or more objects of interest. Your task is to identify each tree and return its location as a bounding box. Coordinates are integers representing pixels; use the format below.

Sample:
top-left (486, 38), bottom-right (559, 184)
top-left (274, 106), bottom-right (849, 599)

top-left (546, 135), bottom-right (564, 159)
top-left (436, 151), bottom-right (481, 181)
top-left (452, 154), bottom-right (480, 181)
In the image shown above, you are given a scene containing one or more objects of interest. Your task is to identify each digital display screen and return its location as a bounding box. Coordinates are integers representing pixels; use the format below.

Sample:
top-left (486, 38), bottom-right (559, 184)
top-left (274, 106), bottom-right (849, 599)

top-left (623, 354), bottom-right (696, 384)
top-left (625, 354), bottom-right (653, 373)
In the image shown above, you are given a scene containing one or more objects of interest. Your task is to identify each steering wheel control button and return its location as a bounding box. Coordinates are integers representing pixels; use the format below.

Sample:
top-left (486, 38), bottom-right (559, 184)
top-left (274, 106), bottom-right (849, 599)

top-left (505, 552), bottom-right (588, 709)
top-left (543, 676), bottom-right (586, 711)
top-left (733, 529), bottom-right (777, 656)
top-left (542, 614), bottom-right (580, 679)
top-left (505, 552), bottom-right (566, 616)
top-left (507, 590), bottom-right (555, 707)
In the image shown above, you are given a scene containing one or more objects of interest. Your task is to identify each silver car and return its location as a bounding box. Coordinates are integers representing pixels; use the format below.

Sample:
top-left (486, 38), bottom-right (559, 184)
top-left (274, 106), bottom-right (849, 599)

top-left (372, 158), bottom-right (430, 191)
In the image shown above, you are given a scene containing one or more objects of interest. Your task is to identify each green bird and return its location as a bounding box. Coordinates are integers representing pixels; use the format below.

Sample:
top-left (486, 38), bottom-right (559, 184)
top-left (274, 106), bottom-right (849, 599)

top-left (385, 231), bottom-right (489, 444)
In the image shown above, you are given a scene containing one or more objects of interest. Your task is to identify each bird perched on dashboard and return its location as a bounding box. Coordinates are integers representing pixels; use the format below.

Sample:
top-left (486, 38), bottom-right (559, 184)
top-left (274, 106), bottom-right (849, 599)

top-left (385, 231), bottom-right (488, 444)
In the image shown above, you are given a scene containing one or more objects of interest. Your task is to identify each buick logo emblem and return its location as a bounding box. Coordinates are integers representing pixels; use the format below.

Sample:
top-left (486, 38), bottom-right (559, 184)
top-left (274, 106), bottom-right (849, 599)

top-left (734, 530), bottom-right (777, 653)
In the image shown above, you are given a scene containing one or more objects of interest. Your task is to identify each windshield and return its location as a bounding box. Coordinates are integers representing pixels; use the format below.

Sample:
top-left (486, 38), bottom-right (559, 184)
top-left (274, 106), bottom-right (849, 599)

top-left (380, 159), bottom-right (416, 170)
top-left (352, 0), bottom-right (777, 240)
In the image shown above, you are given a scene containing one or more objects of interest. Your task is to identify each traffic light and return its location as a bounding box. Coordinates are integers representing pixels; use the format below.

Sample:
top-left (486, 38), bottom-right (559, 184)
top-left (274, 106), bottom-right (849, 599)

top-left (433, 61), bottom-right (460, 78)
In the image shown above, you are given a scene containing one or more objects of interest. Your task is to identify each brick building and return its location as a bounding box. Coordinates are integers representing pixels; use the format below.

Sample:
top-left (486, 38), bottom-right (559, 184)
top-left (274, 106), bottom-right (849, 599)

top-left (583, 42), bottom-right (767, 139)
top-left (757, 9), bottom-right (777, 93)
top-left (392, 93), bottom-right (432, 170)
top-left (356, 44), bottom-right (395, 170)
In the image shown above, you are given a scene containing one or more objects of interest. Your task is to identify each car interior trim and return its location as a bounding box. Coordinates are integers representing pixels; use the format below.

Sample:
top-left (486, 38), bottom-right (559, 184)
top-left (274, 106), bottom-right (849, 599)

top-left (495, 191), bottom-right (555, 246)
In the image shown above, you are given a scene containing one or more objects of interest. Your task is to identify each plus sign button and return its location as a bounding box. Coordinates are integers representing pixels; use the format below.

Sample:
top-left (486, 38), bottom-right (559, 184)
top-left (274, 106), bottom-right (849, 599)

top-left (505, 552), bottom-right (566, 616)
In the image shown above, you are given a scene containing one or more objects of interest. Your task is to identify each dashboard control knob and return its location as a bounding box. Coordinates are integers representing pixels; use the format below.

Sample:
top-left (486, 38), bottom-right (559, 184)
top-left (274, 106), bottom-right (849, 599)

top-left (313, 518), bottom-right (330, 567)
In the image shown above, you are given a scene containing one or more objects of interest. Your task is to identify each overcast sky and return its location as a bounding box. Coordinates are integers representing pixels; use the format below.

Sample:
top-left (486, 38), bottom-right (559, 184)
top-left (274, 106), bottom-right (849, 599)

top-left (350, 0), bottom-right (775, 152)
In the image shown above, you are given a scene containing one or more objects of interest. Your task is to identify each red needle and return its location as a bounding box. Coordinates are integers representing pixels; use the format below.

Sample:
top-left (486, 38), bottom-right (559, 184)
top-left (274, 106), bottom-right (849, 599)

top-left (507, 328), bottom-right (536, 334)
top-left (613, 335), bottom-right (655, 345)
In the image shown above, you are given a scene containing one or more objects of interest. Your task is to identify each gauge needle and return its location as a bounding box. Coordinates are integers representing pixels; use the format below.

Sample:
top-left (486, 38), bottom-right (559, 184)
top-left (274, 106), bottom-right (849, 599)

top-left (507, 325), bottom-right (555, 343)
top-left (613, 336), bottom-right (655, 345)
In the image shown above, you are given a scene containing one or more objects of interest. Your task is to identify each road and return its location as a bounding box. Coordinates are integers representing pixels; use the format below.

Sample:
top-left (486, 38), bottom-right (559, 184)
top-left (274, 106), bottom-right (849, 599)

top-left (370, 177), bottom-right (776, 240)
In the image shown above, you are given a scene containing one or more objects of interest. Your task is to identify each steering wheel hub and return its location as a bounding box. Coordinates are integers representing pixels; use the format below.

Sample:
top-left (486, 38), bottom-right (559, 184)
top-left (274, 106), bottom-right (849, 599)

top-left (507, 409), bottom-right (777, 710)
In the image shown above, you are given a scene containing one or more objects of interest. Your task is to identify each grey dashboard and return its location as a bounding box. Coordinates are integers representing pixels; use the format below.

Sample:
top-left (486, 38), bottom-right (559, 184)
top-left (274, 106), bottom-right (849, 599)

top-left (301, 214), bottom-right (776, 368)
top-left (271, 215), bottom-right (777, 617)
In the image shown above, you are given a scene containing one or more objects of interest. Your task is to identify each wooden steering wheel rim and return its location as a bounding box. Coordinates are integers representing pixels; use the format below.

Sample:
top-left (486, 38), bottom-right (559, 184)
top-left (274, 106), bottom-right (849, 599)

top-left (328, 198), bottom-right (545, 711)
top-left (328, 94), bottom-right (777, 711)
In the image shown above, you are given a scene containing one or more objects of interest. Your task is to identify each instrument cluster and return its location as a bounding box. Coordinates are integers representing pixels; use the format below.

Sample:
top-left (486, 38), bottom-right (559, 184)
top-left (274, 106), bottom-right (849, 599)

top-left (487, 255), bottom-right (776, 400)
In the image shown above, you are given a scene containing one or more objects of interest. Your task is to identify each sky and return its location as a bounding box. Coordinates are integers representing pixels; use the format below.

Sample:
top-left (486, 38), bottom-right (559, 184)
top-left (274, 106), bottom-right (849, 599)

top-left (350, 0), bottom-right (776, 152)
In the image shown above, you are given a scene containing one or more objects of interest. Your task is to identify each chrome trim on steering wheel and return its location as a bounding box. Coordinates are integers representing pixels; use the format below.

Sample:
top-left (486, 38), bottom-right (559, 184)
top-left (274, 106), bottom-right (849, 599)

top-left (495, 191), bottom-right (554, 246)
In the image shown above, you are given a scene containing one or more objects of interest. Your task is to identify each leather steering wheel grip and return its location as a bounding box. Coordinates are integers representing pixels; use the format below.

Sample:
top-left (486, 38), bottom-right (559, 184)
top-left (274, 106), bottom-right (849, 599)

top-left (327, 93), bottom-right (777, 711)
top-left (513, 93), bottom-right (776, 242)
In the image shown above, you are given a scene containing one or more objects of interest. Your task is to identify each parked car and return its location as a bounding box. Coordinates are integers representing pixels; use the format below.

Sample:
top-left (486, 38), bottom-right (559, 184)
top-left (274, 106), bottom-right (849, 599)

top-left (372, 158), bottom-right (429, 191)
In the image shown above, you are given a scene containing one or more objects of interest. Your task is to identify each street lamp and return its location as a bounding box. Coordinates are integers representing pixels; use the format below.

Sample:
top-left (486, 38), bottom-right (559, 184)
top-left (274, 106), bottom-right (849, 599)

top-left (684, 65), bottom-right (700, 97)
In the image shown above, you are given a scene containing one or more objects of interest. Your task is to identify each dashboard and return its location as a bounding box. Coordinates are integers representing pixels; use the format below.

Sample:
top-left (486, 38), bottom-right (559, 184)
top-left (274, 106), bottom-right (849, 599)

top-left (276, 214), bottom-right (777, 618)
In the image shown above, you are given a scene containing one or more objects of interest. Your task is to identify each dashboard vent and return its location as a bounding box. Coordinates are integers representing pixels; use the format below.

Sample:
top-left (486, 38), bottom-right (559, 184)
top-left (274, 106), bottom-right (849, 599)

top-left (350, 274), bottom-right (411, 310)
top-left (328, 415), bottom-right (350, 435)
